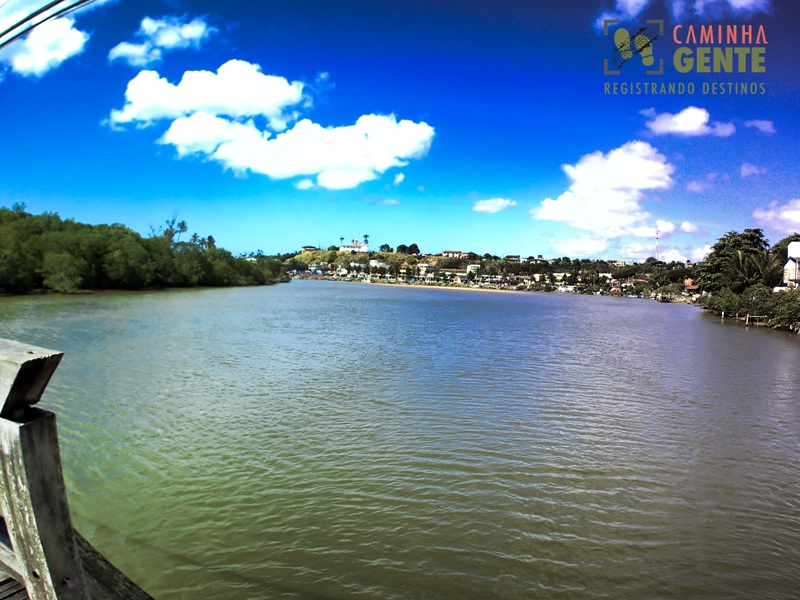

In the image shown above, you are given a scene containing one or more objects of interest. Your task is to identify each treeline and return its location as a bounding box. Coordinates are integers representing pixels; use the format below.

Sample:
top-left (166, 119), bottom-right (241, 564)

top-left (0, 205), bottom-right (287, 294)
top-left (696, 228), bottom-right (800, 329)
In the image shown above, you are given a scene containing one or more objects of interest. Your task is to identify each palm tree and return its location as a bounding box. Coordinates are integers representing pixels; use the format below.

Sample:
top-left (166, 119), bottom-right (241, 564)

top-left (751, 248), bottom-right (783, 288)
top-left (364, 234), bottom-right (369, 246)
top-left (176, 220), bottom-right (188, 243)
top-left (723, 249), bottom-right (761, 293)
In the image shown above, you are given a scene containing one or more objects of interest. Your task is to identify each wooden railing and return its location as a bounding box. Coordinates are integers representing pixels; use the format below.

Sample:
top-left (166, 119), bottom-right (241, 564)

top-left (0, 339), bottom-right (153, 600)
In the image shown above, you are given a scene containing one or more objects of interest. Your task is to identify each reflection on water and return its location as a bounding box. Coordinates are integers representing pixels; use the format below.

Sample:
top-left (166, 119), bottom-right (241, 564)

top-left (1, 281), bottom-right (800, 599)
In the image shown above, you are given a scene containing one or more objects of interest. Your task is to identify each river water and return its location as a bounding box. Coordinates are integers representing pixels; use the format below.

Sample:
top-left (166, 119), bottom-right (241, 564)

top-left (1, 280), bottom-right (799, 599)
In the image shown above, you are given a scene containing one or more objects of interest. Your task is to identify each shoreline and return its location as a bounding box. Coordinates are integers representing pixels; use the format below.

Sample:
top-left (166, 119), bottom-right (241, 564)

top-left (297, 275), bottom-right (701, 305)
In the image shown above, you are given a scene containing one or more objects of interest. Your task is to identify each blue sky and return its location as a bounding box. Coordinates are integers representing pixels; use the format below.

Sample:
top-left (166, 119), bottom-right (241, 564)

top-left (1, 0), bottom-right (798, 261)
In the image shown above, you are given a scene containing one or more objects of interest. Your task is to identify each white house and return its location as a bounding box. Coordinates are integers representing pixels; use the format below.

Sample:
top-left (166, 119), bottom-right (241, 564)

top-left (783, 241), bottom-right (800, 287)
top-left (339, 239), bottom-right (369, 253)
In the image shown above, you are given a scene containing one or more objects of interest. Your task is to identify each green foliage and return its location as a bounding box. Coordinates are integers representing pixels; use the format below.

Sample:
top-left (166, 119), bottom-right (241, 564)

top-left (770, 233), bottom-right (800, 261)
top-left (42, 252), bottom-right (87, 292)
top-left (0, 207), bottom-right (285, 294)
top-left (703, 288), bottom-right (743, 315)
top-left (695, 228), bottom-right (770, 293)
top-left (768, 288), bottom-right (800, 329)
top-left (739, 283), bottom-right (776, 316)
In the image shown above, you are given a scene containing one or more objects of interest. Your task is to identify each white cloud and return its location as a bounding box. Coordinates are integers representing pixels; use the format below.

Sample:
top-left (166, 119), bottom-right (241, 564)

top-left (473, 198), bottom-right (517, 213)
top-left (660, 248), bottom-right (688, 262)
top-left (110, 60), bottom-right (305, 131)
top-left (294, 178), bottom-right (314, 190)
top-left (158, 111), bottom-right (433, 189)
top-left (680, 221), bottom-right (699, 233)
top-left (741, 163), bottom-right (766, 177)
top-left (656, 219), bottom-right (676, 233)
top-left (753, 199), bottom-right (800, 234)
top-left (618, 242), bottom-right (650, 261)
top-left (641, 107), bottom-right (735, 137)
top-left (554, 237), bottom-right (609, 257)
top-left (0, 16), bottom-right (88, 76)
top-left (109, 16), bottom-right (215, 68)
top-left (393, 173), bottom-right (405, 186)
top-left (111, 59), bottom-right (435, 189)
top-left (626, 225), bottom-right (655, 238)
top-left (691, 244), bottom-right (713, 261)
top-left (377, 198), bottom-right (400, 206)
top-left (744, 119), bottom-right (776, 134)
top-left (534, 141), bottom-right (674, 237)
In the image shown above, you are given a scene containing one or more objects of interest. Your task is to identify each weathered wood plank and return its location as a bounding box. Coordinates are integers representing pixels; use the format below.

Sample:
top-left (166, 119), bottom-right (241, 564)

top-left (0, 339), bottom-right (154, 599)
top-left (0, 340), bottom-right (63, 421)
top-left (0, 409), bottom-right (90, 599)
top-left (74, 534), bottom-right (153, 600)
top-left (0, 577), bottom-right (27, 600)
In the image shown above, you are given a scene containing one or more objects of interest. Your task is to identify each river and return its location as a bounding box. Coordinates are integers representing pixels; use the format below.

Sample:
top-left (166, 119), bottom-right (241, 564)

top-left (1, 279), bottom-right (799, 599)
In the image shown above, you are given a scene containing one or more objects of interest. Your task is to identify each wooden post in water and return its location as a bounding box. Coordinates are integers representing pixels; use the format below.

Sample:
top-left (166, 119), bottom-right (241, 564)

top-left (0, 339), bottom-right (153, 600)
top-left (0, 339), bottom-right (88, 599)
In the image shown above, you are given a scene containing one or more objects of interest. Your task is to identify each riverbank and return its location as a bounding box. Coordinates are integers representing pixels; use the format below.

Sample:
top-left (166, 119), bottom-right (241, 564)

top-left (294, 274), bottom-right (701, 304)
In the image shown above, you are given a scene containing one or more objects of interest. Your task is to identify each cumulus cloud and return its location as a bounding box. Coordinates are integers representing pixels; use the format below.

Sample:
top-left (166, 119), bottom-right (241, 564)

top-left (473, 198), bottom-right (517, 213)
top-left (741, 163), bottom-right (766, 177)
top-left (641, 107), bottom-right (735, 137)
top-left (618, 242), bottom-right (650, 261)
top-left (109, 16), bottom-right (216, 68)
top-left (393, 173), bottom-right (405, 186)
top-left (744, 119), bottom-right (776, 134)
top-left (753, 199), bottom-right (800, 234)
top-left (158, 111), bottom-right (433, 189)
top-left (110, 59), bottom-right (305, 131)
top-left (691, 244), bottom-right (713, 261)
top-left (533, 141), bottom-right (674, 237)
top-left (680, 221), bottom-right (699, 233)
top-left (110, 59), bottom-right (435, 189)
top-left (0, 16), bottom-right (88, 76)
top-left (660, 248), bottom-right (688, 262)
top-left (656, 219), bottom-right (676, 233)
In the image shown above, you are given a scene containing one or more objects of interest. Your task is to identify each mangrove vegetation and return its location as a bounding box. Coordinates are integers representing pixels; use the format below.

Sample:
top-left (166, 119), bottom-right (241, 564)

top-left (0, 205), bottom-right (287, 294)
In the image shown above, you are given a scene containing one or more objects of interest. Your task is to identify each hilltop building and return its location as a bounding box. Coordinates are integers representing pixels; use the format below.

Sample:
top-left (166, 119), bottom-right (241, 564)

top-left (339, 239), bottom-right (369, 253)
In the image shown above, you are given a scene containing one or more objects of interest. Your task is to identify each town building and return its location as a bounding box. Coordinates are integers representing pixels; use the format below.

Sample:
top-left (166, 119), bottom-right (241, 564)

top-left (783, 241), bottom-right (800, 287)
top-left (339, 239), bottom-right (369, 253)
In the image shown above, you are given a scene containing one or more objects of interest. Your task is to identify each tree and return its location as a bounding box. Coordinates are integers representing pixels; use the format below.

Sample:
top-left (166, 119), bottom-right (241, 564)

top-left (364, 234), bottom-right (369, 246)
top-left (695, 228), bottom-right (770, 292)
top-left (771, 233), bottom-right (800, 262)
top-left (397, 244), bottom-right (409, 254)
top-left (750, 249), bottom-right (783, 288)
top-left (42, 252), bottom-right (87, 292)
top-left (722, 250), bottom-right (760, 293)
top-left (407, 243), bottom-right (420, 255)
top-left (379, 244), bottom-right (393, 253)
top-left (176, 220), bottom-right (188, 243)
